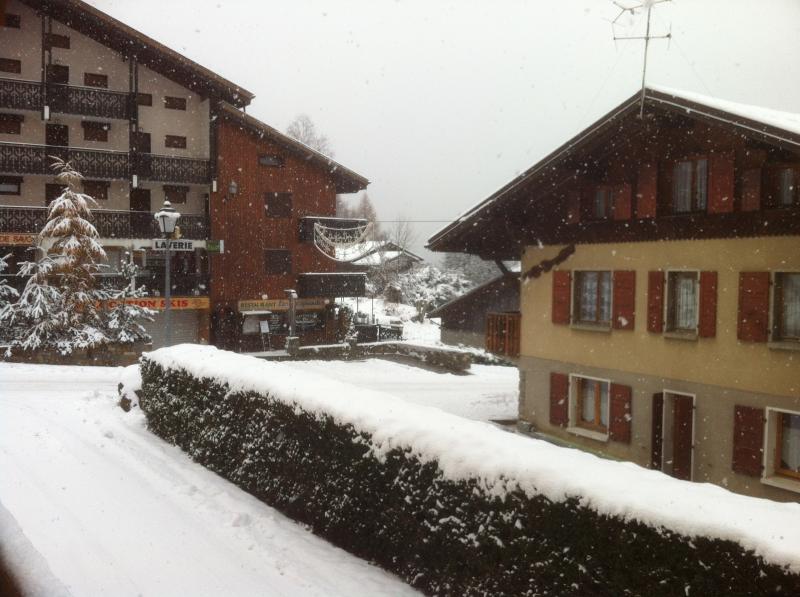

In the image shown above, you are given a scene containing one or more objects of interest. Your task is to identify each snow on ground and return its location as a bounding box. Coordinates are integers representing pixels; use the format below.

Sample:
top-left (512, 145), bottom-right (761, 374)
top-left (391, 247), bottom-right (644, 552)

top-left (0, 363), bottom-right (418, 597)
top-left (284, 358), bottom-right (518, 422)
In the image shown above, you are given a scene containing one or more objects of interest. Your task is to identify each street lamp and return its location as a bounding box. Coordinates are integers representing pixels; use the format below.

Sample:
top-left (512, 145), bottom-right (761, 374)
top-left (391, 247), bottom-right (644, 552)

top-left (154, 200), bottom-right (180, 347)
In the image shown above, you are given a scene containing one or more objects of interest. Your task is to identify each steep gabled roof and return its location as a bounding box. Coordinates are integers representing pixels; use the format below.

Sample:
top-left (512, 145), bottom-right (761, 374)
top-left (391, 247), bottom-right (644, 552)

top-left (427, 87), bottom-right (800, 254)
top-left (428, 273), bottom-right (519, 319)
top-left (23, 0), bottom-right (254, 107)
top-left (218, 103), bottom-right (369, 194)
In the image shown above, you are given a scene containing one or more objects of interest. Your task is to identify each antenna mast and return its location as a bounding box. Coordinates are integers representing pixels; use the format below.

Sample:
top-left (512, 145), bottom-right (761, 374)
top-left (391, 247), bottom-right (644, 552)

top-left (612, 0), bottom-right (672, 118)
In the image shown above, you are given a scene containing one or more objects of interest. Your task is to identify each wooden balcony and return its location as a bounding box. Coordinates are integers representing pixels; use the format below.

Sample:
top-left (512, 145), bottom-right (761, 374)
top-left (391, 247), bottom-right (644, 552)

top-left (0, 77), bottom-right (130, 120)
top-left (0, 78), bottom-right (42, 112)
top-left (486, 311), bottom-right (521, 358)
top-left (0, 206), bottom-right (208, 240)
top-left (0, 142), bottom-right (211, 184)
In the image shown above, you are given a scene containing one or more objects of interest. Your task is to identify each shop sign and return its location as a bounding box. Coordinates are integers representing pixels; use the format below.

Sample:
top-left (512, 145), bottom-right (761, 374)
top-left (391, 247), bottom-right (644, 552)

top-left (151, 239), bottom-right (196, 251)
top-left (104, 296), bottom-right (210, 311)
top-left (238, 298), bottom-right (329, 312)
top-left (0, 233), bottom-right (36, 246)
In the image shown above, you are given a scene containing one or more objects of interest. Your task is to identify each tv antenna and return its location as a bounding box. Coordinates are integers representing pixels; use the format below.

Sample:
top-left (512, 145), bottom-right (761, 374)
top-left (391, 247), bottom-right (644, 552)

top-left (612, 0), bottom-right (672, 118)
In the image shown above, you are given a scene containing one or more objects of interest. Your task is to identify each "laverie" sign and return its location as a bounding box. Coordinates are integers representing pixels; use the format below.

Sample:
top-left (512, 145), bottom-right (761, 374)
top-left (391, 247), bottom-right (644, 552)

top-left (151, 239), bottom-right (196, 251)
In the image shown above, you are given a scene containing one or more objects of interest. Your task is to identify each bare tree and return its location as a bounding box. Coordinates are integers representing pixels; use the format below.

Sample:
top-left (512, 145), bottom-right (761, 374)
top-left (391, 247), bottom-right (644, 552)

top-left (286, 114), bottom-right (334, 157)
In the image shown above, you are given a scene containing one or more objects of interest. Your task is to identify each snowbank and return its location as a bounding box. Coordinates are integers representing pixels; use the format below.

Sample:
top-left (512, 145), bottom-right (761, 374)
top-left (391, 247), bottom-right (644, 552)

top-left (144, 344), bottom-right (800, 572)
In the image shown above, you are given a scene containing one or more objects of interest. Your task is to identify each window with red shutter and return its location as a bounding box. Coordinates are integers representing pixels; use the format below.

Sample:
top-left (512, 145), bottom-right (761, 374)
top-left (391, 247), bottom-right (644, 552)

top-left (698, 271), bottom-right (717, 338)
top-left (732, 405), bottom-right (765, 477)
top-left (609, 383), bottom-right (632, 443)
top-left (549, 372), bottom-right (569, 428)
top-left (551, 270), bottom-right (571, 325)
top-left (737, 272), bottom-right (770, 342)
top-left (612, 270), bottom-right (635, 330)
top-left (647, 271), bottom-right (665, 333)
top-left (708, 152), bottom-right (735, 214)
top-left (637, 163), bottom-right (658, 218)
top-left (612, 183), bottom-right (632, 220)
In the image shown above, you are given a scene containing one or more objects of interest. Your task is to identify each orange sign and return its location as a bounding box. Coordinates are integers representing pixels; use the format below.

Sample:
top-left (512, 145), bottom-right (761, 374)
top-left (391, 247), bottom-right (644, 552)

top-left (104, 296), bottom-right (210, 311)
top-left (0, 233), bottom-right (36, 246)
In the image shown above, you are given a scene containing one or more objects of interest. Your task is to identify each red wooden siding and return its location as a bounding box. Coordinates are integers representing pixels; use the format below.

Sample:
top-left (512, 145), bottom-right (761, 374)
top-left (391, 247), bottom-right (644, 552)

top-left (566, 190), bottom-right (581, 224)
top-left (740, 168), bottom-right (761, 211)
top-left (486, 312), bottom-right (521, 358)
top-left (732, 405), bottom-right (765, 477)
top-left (647, 271), bottom-right (665, 333)
top-left (698, 271), bottom-right (718, 338)
top-left (737, 272), bottom-right (770, 342)
top-left (708, 152), bottom-right (735, 214)
top-left (650, 392), bottom-right (664, 469)
top-left (549, 372), bottom-right (569, 428)
top-left (551, 270), bottom-right (571, 325)
top-left (612, 270), bottom-right (636, 330)
top-left (636, 162), bottom-right (658, 218)
top-left (609, 383), bottom-right (632, 443)
top-left (613, 183), bottom-right (633, 220)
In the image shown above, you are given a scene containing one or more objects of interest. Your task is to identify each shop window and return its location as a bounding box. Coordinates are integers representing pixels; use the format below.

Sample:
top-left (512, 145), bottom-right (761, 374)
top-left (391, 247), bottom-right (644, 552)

top-left (83, 180), bottom-right (109, 201)
top-left (573, 271), bottom-right (611, 325)
top-left (0, 58), bottom-right (21, 74)
top-left (672, 157), bottom-right (707, 213)
top-left (0, 175), bottom-right (22, 195)
top-left (82, 121), bottom-right (109, 142)
top-left (164, 185), bottom-right (189, 204)
top-left (84, 72), bottom-right (108, 88)
top-left (773, 272), bottom-right (800, 342)
top-left (164, 96), bottom-right (187, 110)
top-left (573, 376), bottom-right (609, 434)
top-left (165, 135), bottom-right (187, 149)
top-left (666, 271), bottom-right (699, 332)
top-left (264, 250), bottom-right (291, 275)
top-left (0, 113), bottom-right (23, 135)
top-left (264, 192), bottom-right (292, 218)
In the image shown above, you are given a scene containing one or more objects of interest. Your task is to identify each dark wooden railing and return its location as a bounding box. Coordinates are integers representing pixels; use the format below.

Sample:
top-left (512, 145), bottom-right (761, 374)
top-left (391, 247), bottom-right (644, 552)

top-left (0, 78), bottom-right (42, 111)
top-left (0, 142), bottom-right (211, 184)
top-left (0, 206), bottom-right (208, 240)
top-left (0, 78), bottom-right (130, 120)
top-left (298, 216), bottom-right (368, 242)
top-left (486, 311), bottom-right (521, 358)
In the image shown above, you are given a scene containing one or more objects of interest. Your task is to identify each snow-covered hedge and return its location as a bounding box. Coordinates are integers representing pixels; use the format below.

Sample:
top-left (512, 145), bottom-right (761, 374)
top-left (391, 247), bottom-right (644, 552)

top-left (139, 345), bottom-right (800, 596)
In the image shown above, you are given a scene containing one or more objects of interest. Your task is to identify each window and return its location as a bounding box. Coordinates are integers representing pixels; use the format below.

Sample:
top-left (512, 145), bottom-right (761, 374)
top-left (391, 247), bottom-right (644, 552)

top-left (575, 376), bottom-right (609, 433)
top-left (265, 250), bottom-right (292, 275)
top-left (165, 135), bottom-right (187, 149)
top-left (3, 14), bottom-right (21, 28)
top-left (164, 185), bottom-right (189, 204)
top-left (83, 180), bottom-right (109, 201)
top-left (137, 93), bottom-right (153, 107)
top-left (84, 73), bottom-right (108, 88)
top-left (164, 96), bottom-right (187, 110)
top-left (0, 176), bottom-right (22, 195)
top-left (82, 121), bottom-right (109, 142)
top-left (45, 33), bottom-right (70, 50)
top-left (0, 113), bottom-right (23, 135)
top-left (666, 271), bottom-right (699, 332)
top-left (764, 166), bottom-right (798, 208)
top-left (265, 192), bottom-right (292, 218)
top-left (46, 63), bottom-right (68, 84)
top-left (573, 271), bottom-right (611, 325)
top-left (672, 158), bottom-right (707, 213)
top-left (776, 412), bottom-right (800, 480)
top-left (592, 186), bottom-right (613, 219)
top-left (259, 154), bottom-right (284, 168)
top-left (46, 183), bottom-right (63, 205)
top-left (0, 58), bottom-right (21, 74)
top-left (773, 272), bottom-right (800, 342)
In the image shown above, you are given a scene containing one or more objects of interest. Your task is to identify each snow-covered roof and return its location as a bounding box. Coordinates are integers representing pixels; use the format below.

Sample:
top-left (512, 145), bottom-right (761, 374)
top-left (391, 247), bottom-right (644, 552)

top-left (352, 251), bottom-right (402, 266)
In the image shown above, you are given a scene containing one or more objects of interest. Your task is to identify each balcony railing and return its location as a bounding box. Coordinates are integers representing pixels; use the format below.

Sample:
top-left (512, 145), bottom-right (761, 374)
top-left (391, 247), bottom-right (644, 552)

top-left (0, 78), bottom-right (43, 112)
top-left (0, 206), bottom-right (208, 240)
top-left (298, 216), bottom-right (369, 242)
top-left (0, 78), bottom-right (130, 120)
top-left (0, 142), bottom-right (211, 184)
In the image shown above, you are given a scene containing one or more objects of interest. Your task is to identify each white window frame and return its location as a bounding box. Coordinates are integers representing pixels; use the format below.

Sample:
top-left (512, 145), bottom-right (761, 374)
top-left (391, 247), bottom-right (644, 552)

top-left (567, 373), bottom-right (611, 442)
top-left (768, 271), bottom-right (800, 351)
top-left (762, 407), bottom-right (800, 494)
top-left (663, 269), bottom-right (700, 338)
top-left (570, 269), bottom-right (614, 330)
top-left (660, 389), bottom-right (697, 481)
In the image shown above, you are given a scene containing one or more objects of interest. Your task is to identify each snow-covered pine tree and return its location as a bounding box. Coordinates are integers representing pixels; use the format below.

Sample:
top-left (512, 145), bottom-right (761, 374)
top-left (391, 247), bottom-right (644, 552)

top-left (1, 159), bottom-right (109, 355)
top-left (0, 254), bottom-right (20, 344)
top-left (102, 255), bottom-right (154, 345)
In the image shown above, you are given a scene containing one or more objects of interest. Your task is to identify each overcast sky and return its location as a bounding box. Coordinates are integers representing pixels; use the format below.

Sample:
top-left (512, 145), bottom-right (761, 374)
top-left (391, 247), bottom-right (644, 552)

top-left (92, 0), bottom-right (800, 259)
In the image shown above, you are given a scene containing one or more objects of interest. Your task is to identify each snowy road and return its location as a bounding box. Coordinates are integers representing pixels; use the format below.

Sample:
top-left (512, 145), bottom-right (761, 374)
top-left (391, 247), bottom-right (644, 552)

top-left (0, 363), bottom-right (418, 597)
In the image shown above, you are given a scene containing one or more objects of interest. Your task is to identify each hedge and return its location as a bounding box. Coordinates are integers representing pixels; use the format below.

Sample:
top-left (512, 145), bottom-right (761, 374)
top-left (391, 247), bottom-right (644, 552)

top-left (139, 355), bottom-right (800, 596)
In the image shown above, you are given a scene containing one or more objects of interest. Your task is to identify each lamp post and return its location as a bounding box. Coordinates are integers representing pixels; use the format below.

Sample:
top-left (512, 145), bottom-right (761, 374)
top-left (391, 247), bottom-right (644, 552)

top-left (154, 200), bottom-right (180, 347)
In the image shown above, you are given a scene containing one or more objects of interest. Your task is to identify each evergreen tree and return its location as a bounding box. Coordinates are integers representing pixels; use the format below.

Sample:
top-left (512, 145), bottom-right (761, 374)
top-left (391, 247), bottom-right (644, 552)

top-left (0, 254), bottom-right (20, 344)
top-left (102, 256), bottom-right (154, 345)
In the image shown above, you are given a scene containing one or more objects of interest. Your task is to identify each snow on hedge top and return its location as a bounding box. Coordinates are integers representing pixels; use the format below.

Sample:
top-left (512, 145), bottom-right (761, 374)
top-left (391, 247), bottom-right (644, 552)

top-left (143, 344), bottom-right (800, 571)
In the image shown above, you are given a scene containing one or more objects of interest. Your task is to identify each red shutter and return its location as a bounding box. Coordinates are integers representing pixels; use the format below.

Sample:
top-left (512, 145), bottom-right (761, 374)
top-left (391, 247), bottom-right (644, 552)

top-left (566, 190), bottom-right (581, 224)
top-left (549, 372), bottom-right (569, 428)
top-left (737, 272), bottom-right (770, 342)
top-left (552, 270), bottom-right (571, 325)
top-left (609, 383), bottom-right (632, 443)
top-left (612, 270), bottom-right (636, 330)
top-left (708, 152), bottom-right (735, 214)
top-left (740, 168), bottom-right (761, 212)
top-left (732, 405), bottom-right (765, 477)
top-left (636, 163), bottom-right (658, 218)
top-left (613, 183), bottom-right (633, 220)
top-left (647, 271), bottom-right (665, 333)
top-left (698, 271), bottom-right (718, 338)
top-left (650, 392), bottom-right (664, 470)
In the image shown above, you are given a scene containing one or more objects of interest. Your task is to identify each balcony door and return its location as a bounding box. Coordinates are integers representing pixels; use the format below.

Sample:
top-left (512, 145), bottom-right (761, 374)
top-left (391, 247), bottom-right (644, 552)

top-left (130, 188), bottom-right (151, 238)
top-left (45, 64), bottom-right (69, 112)
top-left (132, 132), bottom-right (152, 178)
top-left (655, 392), bottom-right (695, 481)
top-left (45, 124), bottom-right (69, 166)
